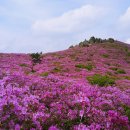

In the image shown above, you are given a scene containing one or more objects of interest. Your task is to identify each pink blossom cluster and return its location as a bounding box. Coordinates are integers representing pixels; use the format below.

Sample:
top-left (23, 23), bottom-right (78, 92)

top-left (0, 73), bottom-right (130, 129)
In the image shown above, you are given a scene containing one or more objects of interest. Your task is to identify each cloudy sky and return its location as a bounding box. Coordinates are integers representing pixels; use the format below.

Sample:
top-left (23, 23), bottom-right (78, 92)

top-left (0, 0), bottom-right (130, 53)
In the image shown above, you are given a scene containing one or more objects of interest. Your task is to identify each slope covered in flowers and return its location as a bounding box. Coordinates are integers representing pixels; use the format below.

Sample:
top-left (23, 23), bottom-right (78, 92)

top-left (0, 41), bottom-right (130, 130)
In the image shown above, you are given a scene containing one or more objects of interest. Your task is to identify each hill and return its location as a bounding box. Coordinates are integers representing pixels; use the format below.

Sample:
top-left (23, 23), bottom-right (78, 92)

top-left (0, 38), bottom-right (130, 129)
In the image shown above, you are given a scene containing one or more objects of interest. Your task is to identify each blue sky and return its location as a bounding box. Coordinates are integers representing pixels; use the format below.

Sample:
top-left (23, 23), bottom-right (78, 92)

top-left (0, 0), bottom-right (130, 53)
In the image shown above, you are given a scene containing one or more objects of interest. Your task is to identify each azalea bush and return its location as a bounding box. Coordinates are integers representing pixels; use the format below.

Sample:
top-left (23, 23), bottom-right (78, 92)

top-left (0, 74), bottom-right (130, 130)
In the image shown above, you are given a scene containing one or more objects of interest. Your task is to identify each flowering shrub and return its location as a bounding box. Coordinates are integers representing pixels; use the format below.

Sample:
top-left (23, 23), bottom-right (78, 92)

top-left (0, 74), bottom-right (130, 129)
top-left (0, 40), bottom-right (130, 129)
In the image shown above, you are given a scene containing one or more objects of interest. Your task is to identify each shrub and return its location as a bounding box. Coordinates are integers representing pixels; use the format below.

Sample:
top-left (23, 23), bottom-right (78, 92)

top-left (95, 38), bottom-right (102, 43)
top-left (19, 63), bottom-right (28, 67)
top-left (89, 36), bottom-right (96, 43)
top-left (40, 72), bottom-right (49, 77)
top-left (85, 64), bottom-right (94, 71)
top-left (30, 52), bottom-right (42, 64)
top-left (116, 69), bottom-right (126, 74)
top-left (87, 74), bottom-right (115, 87)
top-left (78, 37), bottom-right (115, 45)
top-left (110, 67), bottom-right (118, 71)
top-left (52, 67), bottom-right (61, 73)
top-left (123, 105), bottom-right (130, 121)
top-left (127, 52), bottom-right (130, 56)
top-left (102, 54), bottom-right (109, 58)
top-left (108, 38), bottom-right (114, 43)
top-left (124, 76), bottom-right (130, 80)
top-left (69, 45), bottom-right (74, 49)
top-left (110, 67), bottom-right (126, 74)
top-left (75, 64), bottom-right (85, 69)
top-left (79, 39), bottom-right (89, 47)
top-left (88, 37), bottom-right (103, 43)
top-left (125, 47), bottom-right (128, 52)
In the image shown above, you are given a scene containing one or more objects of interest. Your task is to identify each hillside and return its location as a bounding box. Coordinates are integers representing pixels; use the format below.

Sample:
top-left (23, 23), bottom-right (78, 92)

top-left (0, 39), bottom-right (130, 129)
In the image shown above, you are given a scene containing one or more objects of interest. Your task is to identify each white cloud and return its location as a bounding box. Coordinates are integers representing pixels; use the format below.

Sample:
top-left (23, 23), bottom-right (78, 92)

top-left (32, 5), bottom-right (106, 33)
top-left (119, 7), bottom-right (130, 29)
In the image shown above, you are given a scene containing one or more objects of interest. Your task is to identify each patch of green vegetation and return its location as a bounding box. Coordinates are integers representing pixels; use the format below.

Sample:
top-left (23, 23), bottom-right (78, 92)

top-left (110, 67), bottom-right (118, 71)
top-left (40, 72), bottom-right (49, 77)
top-left (75, 64), bottom-right (85, 69)
top-left (116, 69), bottom-right (126, 74)
top-left (52, 67), bottom-right (61, 73)
top-left (60, 117), bottom-right (88, 130)
top-left (85, 64), bottom-right (94, 71)
top-left (102, 54), bottom-right (109, 58)
top-left (79, 39), bottom-right (89, 47)
top-left (110, 67), bottom-right (126, 74)
top-left (69, 45), bottom-right (74, 49)
top-left (125, 47), bottom-right (128, 52)
top-left (108, 38), bottom-right (114, 43)
top-left (127, 52), bottom-right (130, 56)
top-left (88, 36), bottom-right (103, 43)
top-left (123, 76), bottom-right (130, 80)
top-left (123, 105), bottom-right (130, 121)
top-left (75, 63), bottom-right (94, 71)
top-left (87, 74), bottom-right (115, 87)
top-left (31, 70), bottom-right (36, 73)
top-left (30, 52), bottom-right (42, 63)
top-left (69, 37), bottom-right (115, 48)
top-left (19, 63), bottom-right (28, 67)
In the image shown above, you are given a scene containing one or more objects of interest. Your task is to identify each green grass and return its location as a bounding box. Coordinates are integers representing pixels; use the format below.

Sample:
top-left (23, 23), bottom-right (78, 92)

top-left (85, 64), bottom-right (94, 71)
top-left (87, 74), bottom-right (115, 87)
top-left (110, 67), bottom-right (118, 71)
top-left (40, 72), bottom-right (49, 77)
top-left (116, 69), bottom-right (126, 74)
top-left (75, 63), bottom-right (94, 71)
top-left (127, 52), bottom-right (130, 56)
top-left (102, 54), bottom-right (109, 58)
top-left (19, 63), bottom-right (28, 67)
top-left (52, 67), bottom-right (61, 73)
top-left (123, 105), bottom-right (130, 121)
top-left (110, 67), bottom-right (126, 74)
top-left (124, 76), bottom-right (130, 80)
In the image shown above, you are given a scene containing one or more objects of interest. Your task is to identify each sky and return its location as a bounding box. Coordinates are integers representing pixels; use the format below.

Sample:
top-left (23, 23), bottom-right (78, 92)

top-left (0, 0), bottom-right (130, 53)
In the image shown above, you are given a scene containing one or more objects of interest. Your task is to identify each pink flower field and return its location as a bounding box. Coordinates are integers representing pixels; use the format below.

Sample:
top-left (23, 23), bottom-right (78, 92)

top-left (0, 40), bottom-right (130, 130)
